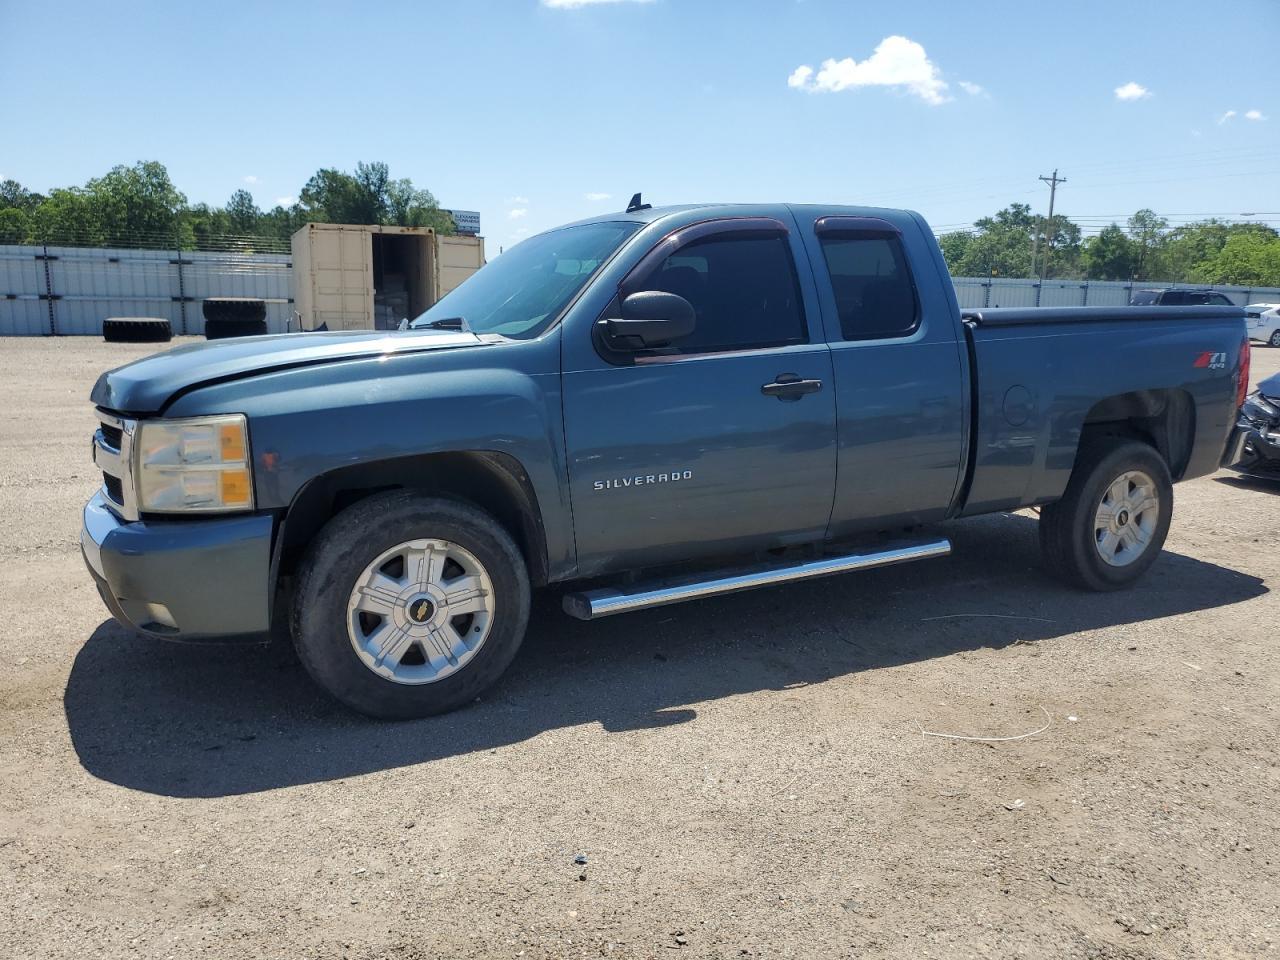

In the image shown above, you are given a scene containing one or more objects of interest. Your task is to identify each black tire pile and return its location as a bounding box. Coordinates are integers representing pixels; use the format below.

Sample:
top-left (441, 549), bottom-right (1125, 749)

top-left (203, 298), bottom-right (268, 339)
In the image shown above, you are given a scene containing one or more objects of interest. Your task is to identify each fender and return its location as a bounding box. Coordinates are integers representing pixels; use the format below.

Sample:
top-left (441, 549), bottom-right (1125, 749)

top-left (163, 332), bottom-right (576, 581)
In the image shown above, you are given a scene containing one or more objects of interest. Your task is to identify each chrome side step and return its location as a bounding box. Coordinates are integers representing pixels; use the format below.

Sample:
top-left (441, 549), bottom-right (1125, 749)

top-left (561, 538), bottom-right (952, 621)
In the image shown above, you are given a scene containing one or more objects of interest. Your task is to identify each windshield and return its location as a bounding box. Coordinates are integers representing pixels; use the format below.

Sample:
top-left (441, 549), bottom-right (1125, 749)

top-left (410, 220), bottom-right (642, 338)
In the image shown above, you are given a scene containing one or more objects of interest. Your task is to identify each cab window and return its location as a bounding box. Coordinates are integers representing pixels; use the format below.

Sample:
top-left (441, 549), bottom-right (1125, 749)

top-left (818, 234), bottom-right (920, 340)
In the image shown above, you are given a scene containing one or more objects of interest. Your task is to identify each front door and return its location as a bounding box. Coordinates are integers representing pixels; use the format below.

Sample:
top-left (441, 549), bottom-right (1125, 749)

top-left (562, 218), bottom-right (837, 577)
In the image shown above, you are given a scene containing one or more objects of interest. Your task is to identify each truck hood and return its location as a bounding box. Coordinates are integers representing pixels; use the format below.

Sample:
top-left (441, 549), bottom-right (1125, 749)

top-left (91, 329), bottom-right (492, 414)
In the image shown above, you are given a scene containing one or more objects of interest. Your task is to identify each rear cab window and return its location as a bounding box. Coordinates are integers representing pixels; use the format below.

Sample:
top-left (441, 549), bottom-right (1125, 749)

top-left (814, 217), bottom-right (920, 341)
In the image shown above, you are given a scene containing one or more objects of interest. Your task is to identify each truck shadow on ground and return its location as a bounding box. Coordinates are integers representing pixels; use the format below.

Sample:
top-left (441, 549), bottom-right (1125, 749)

top-left (65, 512), bottom-right (1266, 798)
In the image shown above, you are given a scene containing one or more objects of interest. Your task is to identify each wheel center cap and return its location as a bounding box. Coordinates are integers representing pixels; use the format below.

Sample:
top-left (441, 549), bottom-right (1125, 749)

top-left (406, 597), bottom-right (435, 624)
top-left (1116, 509), bottom-right (1130, 527)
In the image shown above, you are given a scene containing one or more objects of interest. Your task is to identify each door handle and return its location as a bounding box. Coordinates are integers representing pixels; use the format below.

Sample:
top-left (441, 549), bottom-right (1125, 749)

top-left (761, 373), bottom-right (823, 400)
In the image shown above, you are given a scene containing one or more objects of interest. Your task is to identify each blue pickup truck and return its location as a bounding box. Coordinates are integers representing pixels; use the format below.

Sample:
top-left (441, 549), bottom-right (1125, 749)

top-left (82, 203), bottom-right (1251, 718)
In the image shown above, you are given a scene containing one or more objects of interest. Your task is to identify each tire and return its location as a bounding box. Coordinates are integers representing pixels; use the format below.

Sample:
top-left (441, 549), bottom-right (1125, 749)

top-left (102, 317), bottom-right (172, 343)
top-left (202, 297), bottom-right (266, 324)
top-left (1269, 329), bottom-right (1280, 347)
top-left (204, 317), bottom-right (268, 339)
top-left (1039, 438), bottom-right (1173, 591)
top-left (292, 491), bottom-right (531, 719)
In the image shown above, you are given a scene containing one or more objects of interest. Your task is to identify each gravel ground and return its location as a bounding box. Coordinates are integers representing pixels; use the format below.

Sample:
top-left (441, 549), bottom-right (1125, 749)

top-left (1, 335), bottom-right (1277, 960)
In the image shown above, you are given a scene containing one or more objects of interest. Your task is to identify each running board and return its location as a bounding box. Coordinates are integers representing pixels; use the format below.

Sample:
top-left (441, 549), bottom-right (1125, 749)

top-left (561, 538), bottom-right (952, 621)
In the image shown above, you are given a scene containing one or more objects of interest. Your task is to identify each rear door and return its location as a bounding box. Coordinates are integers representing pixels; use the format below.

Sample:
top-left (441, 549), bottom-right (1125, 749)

top-left (794, 212), bottom-right (967, 535)
top-left (561, 216), bottom-right (837, 576)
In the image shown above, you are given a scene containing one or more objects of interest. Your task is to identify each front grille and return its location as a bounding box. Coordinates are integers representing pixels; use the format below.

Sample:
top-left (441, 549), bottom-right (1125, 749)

top-left (100, 422), bottom-right (123, 450)
top-left (94, 412), bottom-right (137, 519)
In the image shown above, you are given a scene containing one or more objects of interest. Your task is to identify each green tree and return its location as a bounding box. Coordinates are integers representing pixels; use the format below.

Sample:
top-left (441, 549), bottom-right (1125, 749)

top-left (0, 207), bottom-right (29, 243)
top-left (299, 162), bottom-right (453, 233)
top-left (1189, 230), bottom-right (1280, 286)
top-left (76, 162), bottom-right (188, 247)
top-left (1126, 209), bottom-right (1169, 279)
top-left (936, 231), bottom-right (973, 273)
top-left (225, 189), bottom-right (261, 235)
top-left (26, 187), bottom-right (104, 246)
top-left (1082, 224), bottom-right (1140, 280)
top-left (0, 179), bottom-right (44, 212)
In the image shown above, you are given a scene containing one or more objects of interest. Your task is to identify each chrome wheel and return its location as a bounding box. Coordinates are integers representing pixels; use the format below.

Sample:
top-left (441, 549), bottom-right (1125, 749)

top-left (1093, 470), bottom-right (1160, 567)
top-left (346, 538), bottom-right (494, 684)
top-left (1270, 330), bottom-right (1280, 347)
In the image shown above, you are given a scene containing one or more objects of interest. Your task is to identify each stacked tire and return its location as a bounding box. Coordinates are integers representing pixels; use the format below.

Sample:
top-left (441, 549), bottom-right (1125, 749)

top-left (203, 298), bottom-right (268, 339)
top-left (102, 317), bottom-right (172, 343)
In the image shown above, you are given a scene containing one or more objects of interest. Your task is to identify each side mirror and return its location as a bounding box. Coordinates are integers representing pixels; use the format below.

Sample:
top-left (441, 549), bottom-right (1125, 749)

top-left (606, 291), bottom-right (696, 349)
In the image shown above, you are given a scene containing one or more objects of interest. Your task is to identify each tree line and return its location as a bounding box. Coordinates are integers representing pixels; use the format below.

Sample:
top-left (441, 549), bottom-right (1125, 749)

top-left (0, 160), bottom-right (454, 253)
top-left (938, 203), bottom-right (1280, 287)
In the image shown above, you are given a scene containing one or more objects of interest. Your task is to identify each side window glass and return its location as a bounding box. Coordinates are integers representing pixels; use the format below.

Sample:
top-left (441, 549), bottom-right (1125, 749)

top-left (1210, 293), bottom-right (1233, 306)
top-left (642, 234), bottom-right (807, 354)
top-left (818, 234), bottom-right (920, 340)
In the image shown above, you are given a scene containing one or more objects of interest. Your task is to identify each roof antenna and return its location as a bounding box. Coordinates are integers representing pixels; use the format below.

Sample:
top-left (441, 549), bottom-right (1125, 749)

top-left (626, 192), bottom-right (651, 213)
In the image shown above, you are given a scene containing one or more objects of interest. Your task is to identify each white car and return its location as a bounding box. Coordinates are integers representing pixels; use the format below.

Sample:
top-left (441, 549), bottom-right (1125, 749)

top-left (1246, 303), bottom-right (1280, 347)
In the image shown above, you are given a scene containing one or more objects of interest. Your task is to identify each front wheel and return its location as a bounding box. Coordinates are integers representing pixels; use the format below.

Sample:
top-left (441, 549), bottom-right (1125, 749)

top-left (1269, 329), bottom-right (1280, 347)
top-left (1039, 439), bottom-right (1173, 591)
top-left (293, 492), bottom-right (531, 719)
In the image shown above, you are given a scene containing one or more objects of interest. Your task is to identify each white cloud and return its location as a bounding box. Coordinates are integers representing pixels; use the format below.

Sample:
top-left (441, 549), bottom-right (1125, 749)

top-left (542, 0), bottom-right (651, 7)
top-left (957, 80), bottom-right (987, 97)
top-left (787, 65), bottom-right (814, 89)
top-left (787, 36), bottom-right (950, 106)
top-left (275, 196), bottom-right (296, 207)
top-left (243, 174), bottom-right (259, 184)
top-left (508, 208), bottom-right (528, 220)
top-left (1245, 109), bottom-right (1265, 121)
top-left (506, 195), bottom-right (529, 204)
top-left (584, 192), bottom-right (612, 201)
top-left (1114, 82), bottom-right (1150, 102)
top-left (1218, 109), bottom-right (1237, 124)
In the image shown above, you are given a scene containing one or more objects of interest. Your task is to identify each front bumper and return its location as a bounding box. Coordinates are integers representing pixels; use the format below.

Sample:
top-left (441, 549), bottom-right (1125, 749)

top-left (1224, 424), bottom-right (1280, 479)
top-left (81, 492), bottom-right (275, 639)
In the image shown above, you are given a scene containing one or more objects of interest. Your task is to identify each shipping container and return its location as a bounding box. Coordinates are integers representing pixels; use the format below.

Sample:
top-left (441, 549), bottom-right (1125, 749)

top-left (290, 223), bottom-right (484, 332)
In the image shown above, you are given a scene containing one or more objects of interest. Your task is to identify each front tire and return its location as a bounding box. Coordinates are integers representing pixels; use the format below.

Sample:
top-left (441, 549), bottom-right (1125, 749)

top-left (293, 492), bottom-right (531, 719)
top-left (1269, 329), bottom-right (1280, 347)
top-left (1039, 439), bottom-right (1173, 591)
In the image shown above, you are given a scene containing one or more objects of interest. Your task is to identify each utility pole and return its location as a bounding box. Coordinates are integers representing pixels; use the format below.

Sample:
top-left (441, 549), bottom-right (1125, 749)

top-left (1037, 169), bottom-right (1066, 280)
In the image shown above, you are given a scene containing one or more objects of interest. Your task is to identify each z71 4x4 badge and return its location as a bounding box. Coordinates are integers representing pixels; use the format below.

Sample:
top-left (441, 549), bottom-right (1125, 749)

top-left (1193, 351), bottom-right (1227, 370)
top-left (594, 470), bottom-right (693, 492)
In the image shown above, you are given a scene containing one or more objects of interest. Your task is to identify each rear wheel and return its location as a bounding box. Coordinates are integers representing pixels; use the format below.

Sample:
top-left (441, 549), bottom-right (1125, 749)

top-left (1039, 439), bottom-right (1173, 591)
top-left (293, 492), bottom-right (531, 719)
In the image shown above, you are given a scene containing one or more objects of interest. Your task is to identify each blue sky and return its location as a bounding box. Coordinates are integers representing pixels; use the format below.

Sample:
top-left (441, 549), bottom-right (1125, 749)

top-left (2, 0), bottom-right (1277, 251)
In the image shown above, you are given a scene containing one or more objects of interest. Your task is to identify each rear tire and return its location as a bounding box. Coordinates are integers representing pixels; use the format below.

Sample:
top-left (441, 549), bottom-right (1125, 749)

top-left (292, 492), bottom-right (531, 719)
top-left (1039, 439), bottom-right (1172, 591)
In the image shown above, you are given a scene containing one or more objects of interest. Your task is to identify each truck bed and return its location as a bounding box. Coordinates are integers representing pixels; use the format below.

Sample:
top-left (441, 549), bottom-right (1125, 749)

top-left (958, 305), bottom-right (1247, 517)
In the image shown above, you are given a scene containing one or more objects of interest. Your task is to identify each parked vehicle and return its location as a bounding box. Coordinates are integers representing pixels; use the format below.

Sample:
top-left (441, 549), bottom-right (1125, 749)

top-left (1245, 303), bottom-right (1280, 347)
top-left (1130, 288), bottom-right (1237, 306)
top-left (82, 203), bottom-right (1250, 718)
top-left (1227, 372), bottom-right (1280, 478)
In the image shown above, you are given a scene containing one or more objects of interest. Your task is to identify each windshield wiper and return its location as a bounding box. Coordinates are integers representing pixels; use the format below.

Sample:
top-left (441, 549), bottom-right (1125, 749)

top-left (423, 317), bottom-right (468, 331)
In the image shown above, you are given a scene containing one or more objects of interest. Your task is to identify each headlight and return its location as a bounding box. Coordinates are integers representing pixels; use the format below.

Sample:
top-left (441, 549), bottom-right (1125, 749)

top-left (1241, 392), bottom-right (1279, 425)
top-left (135, 415), bottom-right (254, 513)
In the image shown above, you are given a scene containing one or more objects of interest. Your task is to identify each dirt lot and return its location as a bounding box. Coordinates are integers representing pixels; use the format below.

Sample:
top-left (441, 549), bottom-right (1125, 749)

top-left (1, 336), bottom-right (1277, 960)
